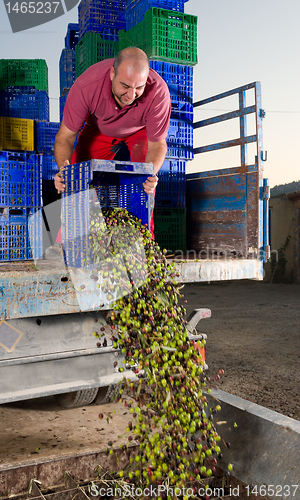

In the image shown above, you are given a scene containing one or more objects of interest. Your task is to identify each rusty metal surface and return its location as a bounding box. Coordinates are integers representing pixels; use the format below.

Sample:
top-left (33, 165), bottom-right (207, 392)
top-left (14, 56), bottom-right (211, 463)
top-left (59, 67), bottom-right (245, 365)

top-left (193, 134), bottom-right (257, 155)
top-left (174, 258), bottom-right (263, 282)
top-left (1, 391), bottom-right (299, 498)
top-left (0, 448), bottom-right (134, 498)
top-left (192, 81), bottom-right (268, 267)
top-left (193, 105), bottom-right (256, 130)
top-left (193, 82), bottom-right (259, 107)
top-left (0, 253), bottom-right (264, 321)
top-left (205, 389), bottom-right (300, 498)
top-left (186, 168), bottom-right (259, 258)
top-left (0, 260), bottom-right (78, 321)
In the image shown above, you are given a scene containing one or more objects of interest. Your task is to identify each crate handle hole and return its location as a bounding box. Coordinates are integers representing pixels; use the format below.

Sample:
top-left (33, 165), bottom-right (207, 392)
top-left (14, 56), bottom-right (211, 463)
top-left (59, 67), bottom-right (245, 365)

top-left (114, 163), bottom-right (134, 172)
top-left (9, 209), bottom-right (24, 215)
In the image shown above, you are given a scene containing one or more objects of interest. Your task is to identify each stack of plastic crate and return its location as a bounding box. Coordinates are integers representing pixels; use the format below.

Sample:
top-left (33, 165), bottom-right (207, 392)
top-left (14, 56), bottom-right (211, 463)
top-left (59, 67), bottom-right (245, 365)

top-left (0, 59), bottom-right (47, 261)
top-left (0, 151), bottom-right (43, 261)
top-left (120, 0), bottom-right (197, 253)
top-left (75, 0), bottom-right (125, 78)
top-left (0, 86), bottom-right (49, 121)
top-left (0, 60), bottom-right (49, 121)
top-left (59, 89), bottom-right (69, 123)
top-left (35, 121), bottom-right (60, 180)
top-left (59, 23), bottom-right (79, 121)
top-left (0, 59), bottom-right (59, 181)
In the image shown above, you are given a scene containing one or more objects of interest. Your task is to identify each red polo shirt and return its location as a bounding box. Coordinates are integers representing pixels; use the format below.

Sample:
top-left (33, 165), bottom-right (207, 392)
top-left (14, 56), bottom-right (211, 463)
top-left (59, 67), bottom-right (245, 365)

top-left (63, 58), bottom-right (171, 142)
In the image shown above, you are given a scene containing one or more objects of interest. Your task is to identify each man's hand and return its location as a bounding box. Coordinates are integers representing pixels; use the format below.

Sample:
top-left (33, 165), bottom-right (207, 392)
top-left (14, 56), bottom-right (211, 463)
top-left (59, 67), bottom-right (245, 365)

top-left (54, 122), bottom-right (78, 193)
top-left (143, 175), bottom-right (158, 194)
top-left (54, 160), bottom-right (70, 193)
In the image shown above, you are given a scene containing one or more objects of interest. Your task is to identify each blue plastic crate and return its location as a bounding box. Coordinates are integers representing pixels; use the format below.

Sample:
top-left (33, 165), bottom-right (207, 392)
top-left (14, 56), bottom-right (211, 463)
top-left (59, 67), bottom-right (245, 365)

top-left (150, 61), bottom-right (193, 91)
top-left (41, 153), bottom-right (58, 180)
top-left (150, 62), bottom-right (194, 149)
top-left (125, 0), bottom-right (185, 30)
top-left (166, 144), bottom-right (194, 160)
top-left (35, 121), bottom-right (60, 153)
top-left (166, 108), bottom-right (194, 159)
top-left (78, 0), bottom-right (126, 40)
top-left (159, 158), bottom-right (186, 173)
top-left (0, 150), bottom-right (42, 207)
top-left (150, 61), bottom-right (193, 107)
top-left (0, 206), bottom-right (43, 261)
top-left (65, 23), bottom-right (79, 49)
top-left (61, 159), bottom-right (153, 268)
top-left (156, 159), bottom-right (186, 208)
top-left (0, 86), bottom-right (49, 121)
top-left (170, 102), bottom-right (193, 121)
top-left (59, 92), bottom-right (69, 122)
top-left (59, 49), bottom-right (76, 95)
top-left (166, 114), bottom-right (193, 159)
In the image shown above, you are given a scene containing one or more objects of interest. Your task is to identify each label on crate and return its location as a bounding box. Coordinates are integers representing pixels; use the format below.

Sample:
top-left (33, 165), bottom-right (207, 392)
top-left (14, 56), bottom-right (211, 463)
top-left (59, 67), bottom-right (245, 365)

top-left (3, 0), bottom-right (80, 33)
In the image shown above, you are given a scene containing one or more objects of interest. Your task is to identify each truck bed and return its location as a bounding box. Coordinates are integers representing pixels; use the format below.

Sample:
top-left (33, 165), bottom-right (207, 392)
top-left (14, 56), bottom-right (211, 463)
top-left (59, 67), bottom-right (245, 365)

top-left (0, 256), bottom-right (262, 320)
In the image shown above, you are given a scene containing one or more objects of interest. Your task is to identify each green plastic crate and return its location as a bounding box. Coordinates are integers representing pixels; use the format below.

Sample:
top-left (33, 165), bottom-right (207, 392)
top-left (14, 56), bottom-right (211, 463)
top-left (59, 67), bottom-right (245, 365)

top-left (0, 59), bottom-right (48, 93)
top-left (154, 207), bottom-right (186, 253)
top-left (75, 33), bottom-right (119, 78)
top-left (119, 7), bottom-right (197, 65)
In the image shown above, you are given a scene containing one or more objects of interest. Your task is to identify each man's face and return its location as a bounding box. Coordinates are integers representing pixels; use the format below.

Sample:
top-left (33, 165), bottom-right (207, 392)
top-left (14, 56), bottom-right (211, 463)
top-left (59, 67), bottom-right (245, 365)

top-left (110, 62), bottom-right (148, 108)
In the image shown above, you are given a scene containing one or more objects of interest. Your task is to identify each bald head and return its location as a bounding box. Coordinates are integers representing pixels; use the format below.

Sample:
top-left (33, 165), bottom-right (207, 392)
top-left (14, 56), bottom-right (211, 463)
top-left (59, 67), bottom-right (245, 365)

top-left (110, 48), bottom-right (149, 109)
top-left (113, 47), bottom-right (149, 76)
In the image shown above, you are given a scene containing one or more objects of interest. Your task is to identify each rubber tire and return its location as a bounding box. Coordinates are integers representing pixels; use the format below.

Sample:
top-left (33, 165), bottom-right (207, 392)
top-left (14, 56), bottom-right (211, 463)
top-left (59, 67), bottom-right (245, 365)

top-left (54, 388), bottom-right (99, 408)
top-left (93, 384), bottom-right (118, 405)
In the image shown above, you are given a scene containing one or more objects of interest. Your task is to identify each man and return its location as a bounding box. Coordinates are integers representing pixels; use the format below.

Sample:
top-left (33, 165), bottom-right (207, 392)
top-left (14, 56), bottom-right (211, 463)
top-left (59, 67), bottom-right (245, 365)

top-left (54, 47), bottom-right (171, 203)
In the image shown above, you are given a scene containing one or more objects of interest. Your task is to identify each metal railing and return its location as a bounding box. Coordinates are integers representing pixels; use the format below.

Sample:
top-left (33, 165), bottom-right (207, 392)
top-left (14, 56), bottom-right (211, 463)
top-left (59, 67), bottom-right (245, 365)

top-left (193, 81), bottom-right (266, 172)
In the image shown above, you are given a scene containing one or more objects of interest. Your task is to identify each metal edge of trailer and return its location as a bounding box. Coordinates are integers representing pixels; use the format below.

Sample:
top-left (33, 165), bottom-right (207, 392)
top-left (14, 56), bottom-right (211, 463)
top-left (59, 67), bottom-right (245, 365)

top-left (173, 257), bottom-right (263, 283)
top-left (205, 388), bottom-right (300, 497)
top-left (0, 257), bottom-right (263, 321)
top-left (0, 390), bottom-right (299, 499)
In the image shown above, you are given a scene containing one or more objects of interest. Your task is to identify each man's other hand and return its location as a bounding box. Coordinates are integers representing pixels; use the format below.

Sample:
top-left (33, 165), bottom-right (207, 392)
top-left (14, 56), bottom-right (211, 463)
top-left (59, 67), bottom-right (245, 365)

top-left (54, 160), bottom-right (70, 193)
top-left (143, 175), bottom-right (158, 194)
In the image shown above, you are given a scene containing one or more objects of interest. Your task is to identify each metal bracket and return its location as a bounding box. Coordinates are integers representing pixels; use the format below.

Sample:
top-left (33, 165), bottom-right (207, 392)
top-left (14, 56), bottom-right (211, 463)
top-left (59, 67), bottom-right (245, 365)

top-left (263, 183), bottom-right (270, 199)
top-left (264, 245), bottom-right (271, 260)
top-left (188, 332), bottom-right (208, 342)
top-left (28, 473), bottom-right (91, 500)
top-left (261, 150), bottom-right (268, 162)
top-left (186, 308), bottom-right (211, 334)
top-left (259, 108), bottom-right (266, 118)
top-left (64, 472), bottom-right (90, 499)
top-left (28, 480), bottom-right (46, 499)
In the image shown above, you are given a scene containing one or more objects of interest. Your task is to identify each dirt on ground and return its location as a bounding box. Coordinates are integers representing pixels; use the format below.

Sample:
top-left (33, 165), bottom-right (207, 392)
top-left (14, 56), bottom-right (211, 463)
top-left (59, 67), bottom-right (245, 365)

top-left (0, 281), bottom-right (299, 472)
top-left (184, 280), bottom-right (300, 421)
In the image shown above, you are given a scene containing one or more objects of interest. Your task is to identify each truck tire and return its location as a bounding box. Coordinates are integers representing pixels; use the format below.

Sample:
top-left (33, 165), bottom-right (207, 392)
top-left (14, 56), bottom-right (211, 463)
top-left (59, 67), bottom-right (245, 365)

top-left (54, 388), bottom-right (99, 408)
top-left (93, 384), bottom-right (119, 405)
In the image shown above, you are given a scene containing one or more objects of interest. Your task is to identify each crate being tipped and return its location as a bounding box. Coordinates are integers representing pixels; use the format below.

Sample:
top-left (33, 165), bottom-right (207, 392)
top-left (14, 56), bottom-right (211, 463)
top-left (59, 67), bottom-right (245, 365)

top-left (61, 159), bottom-right (154, 269)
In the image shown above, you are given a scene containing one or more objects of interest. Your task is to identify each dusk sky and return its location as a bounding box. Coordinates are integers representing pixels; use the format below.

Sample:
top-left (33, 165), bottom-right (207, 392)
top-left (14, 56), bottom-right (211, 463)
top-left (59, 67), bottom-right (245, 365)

top-left (0, 0), bottom-right (299, 188)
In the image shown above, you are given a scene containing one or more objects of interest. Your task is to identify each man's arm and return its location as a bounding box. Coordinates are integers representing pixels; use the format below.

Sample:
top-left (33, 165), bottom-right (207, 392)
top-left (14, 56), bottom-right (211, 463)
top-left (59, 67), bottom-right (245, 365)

top-left (54, 122), bottom-right (79, 193)
top-left (143, 139), bottom-right (167, 194)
